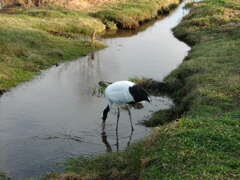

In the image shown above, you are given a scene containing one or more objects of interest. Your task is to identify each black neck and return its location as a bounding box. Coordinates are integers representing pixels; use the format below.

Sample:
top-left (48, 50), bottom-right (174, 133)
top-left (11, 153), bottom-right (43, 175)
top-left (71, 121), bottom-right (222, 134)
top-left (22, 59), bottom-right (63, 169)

top-left (102, 105), bottom-right (110, 121)
top-left (129, 85), bottom-right (149, 103)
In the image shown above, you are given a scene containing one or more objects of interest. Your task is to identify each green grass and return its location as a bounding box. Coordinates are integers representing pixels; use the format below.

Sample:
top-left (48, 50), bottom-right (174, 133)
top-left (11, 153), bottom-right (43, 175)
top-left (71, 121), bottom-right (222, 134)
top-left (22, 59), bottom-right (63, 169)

top-left (47, 0), bottom-right (240, 179)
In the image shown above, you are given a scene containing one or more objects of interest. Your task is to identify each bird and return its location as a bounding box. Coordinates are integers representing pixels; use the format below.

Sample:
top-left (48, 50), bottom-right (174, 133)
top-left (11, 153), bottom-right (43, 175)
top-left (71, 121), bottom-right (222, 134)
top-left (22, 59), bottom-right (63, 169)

top-left (102, 80), bottom-right (150, 132)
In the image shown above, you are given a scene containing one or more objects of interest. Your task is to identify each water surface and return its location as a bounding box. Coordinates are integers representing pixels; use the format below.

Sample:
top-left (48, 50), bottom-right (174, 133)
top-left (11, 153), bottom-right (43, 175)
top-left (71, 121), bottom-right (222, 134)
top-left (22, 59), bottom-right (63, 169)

top-left (0, 3), bottom-right (190, 179)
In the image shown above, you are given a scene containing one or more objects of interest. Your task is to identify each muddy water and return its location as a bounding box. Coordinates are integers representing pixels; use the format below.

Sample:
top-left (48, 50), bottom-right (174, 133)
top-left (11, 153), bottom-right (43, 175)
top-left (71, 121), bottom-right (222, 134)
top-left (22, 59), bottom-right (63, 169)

top-left (0, 2), bottom-right (190, 179)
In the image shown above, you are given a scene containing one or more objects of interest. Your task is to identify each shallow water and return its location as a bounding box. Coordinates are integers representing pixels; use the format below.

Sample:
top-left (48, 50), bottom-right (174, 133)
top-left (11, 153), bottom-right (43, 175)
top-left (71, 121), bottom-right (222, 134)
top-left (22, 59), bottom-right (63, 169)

top-left (0, 3), bottom-right (190, 179)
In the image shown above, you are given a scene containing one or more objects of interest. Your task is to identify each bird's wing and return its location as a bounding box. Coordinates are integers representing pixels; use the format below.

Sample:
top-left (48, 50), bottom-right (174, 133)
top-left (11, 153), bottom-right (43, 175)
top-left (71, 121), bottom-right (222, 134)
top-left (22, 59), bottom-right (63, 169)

top-left (105, 81), bottom-right (135, 104)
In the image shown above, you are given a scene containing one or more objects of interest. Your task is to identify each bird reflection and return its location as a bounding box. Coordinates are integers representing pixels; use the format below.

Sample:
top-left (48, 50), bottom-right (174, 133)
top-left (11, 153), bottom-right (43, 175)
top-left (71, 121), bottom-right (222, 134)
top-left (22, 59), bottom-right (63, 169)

top-left (101, 128), bottom-right (134, 153)
top-left (89, 51), bottom-right (95, 60)
top-left (101, 131), bottom-right (112, 152)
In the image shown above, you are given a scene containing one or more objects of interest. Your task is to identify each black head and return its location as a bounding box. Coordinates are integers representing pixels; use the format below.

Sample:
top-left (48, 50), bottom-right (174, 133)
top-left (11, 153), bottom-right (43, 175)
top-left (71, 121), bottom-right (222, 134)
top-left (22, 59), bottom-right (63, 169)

top-left (129, 85), bottom-right (150, 103)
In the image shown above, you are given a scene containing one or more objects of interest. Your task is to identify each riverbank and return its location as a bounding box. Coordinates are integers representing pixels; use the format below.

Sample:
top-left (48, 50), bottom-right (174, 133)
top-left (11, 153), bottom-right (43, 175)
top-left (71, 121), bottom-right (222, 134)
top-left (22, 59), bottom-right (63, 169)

top-left (45, 0), bottom-right (240, 179)
top-left (0, 0), bottom-right (180, 92)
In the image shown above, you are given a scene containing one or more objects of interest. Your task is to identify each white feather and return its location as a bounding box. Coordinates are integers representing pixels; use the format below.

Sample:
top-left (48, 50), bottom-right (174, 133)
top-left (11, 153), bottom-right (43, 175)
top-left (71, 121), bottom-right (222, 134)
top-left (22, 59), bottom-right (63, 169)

top-left (105, 81), bottom-right (135, 105)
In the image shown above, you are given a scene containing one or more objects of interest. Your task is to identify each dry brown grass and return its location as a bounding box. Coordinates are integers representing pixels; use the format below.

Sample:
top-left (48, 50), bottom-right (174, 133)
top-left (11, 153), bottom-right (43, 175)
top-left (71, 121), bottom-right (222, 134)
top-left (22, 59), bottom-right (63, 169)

top-left (0, 0), bottom-right (127, 10)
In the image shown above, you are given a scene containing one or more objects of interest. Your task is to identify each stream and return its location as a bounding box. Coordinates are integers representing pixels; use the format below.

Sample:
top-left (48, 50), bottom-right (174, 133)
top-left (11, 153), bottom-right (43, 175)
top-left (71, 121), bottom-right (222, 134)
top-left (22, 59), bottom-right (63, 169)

top-left (0, 2), bottom-right (190, 179)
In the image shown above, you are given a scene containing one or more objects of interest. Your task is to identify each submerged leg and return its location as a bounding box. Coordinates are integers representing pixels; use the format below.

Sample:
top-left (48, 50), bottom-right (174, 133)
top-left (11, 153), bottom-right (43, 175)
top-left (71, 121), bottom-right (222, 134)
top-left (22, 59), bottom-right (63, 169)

top-left (116, 107), bottom-right (120, 132)
top-left (127, 107), bottom-right (134, 131)
top-left (127, 130), bottom-right (134, 147)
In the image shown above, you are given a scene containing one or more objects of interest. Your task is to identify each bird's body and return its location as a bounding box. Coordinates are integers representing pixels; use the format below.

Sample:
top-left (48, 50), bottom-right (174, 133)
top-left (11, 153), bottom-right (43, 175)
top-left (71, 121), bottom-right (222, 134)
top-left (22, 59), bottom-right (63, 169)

top-left (105, 81), bottom-right (135, 106)
top-left (102, 80), bottom-right (150, 132)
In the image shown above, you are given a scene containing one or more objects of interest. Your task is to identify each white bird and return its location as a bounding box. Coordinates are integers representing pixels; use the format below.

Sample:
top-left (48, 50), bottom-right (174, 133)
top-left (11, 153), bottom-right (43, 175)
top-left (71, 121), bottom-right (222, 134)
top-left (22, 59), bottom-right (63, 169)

top-left (102, 81), bottom-right (150, 132)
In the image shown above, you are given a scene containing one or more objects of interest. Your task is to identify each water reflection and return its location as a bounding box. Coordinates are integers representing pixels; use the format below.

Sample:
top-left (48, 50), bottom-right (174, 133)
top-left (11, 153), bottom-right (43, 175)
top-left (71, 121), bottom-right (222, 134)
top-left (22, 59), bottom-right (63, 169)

top-left (101, 127), bottom-right (134, 153)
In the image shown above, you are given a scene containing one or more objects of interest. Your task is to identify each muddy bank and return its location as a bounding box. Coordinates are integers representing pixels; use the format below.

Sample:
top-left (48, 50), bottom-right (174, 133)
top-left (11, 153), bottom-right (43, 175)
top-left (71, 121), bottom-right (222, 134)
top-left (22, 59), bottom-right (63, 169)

top-left (0, 88), bottom-right (6, 95)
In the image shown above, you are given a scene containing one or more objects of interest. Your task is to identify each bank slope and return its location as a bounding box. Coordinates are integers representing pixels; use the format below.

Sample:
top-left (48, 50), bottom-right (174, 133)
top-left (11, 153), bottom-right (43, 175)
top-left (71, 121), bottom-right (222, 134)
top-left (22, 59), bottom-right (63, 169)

top-left (143, 0), bottom-right (240, 178)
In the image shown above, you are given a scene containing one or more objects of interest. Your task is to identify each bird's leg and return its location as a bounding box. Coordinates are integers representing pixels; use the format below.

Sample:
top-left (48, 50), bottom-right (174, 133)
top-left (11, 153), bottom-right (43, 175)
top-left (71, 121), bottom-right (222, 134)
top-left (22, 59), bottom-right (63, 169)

top-left (116, 127), bottom-right (119, 152)
top-left (102, 105), bottom-right (110, 132)
top-left (127, 107), bottom-right (134, 131)
top-left (127, 130), bottom-right (134, 147)
top-left (116, 107), bottom-right (120, 132)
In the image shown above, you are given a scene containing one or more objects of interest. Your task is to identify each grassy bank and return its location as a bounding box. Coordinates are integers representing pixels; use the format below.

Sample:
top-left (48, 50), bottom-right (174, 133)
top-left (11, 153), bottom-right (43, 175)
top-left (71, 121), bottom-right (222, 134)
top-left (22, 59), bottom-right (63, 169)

top-left (0, 0), bottom-right (180, 92)
top-left (0, 7), bottom-right (105, 91)
top-left (47, 0), bottom-right (240, 179)
top-left (92, 0), bottom-right (180, 29)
